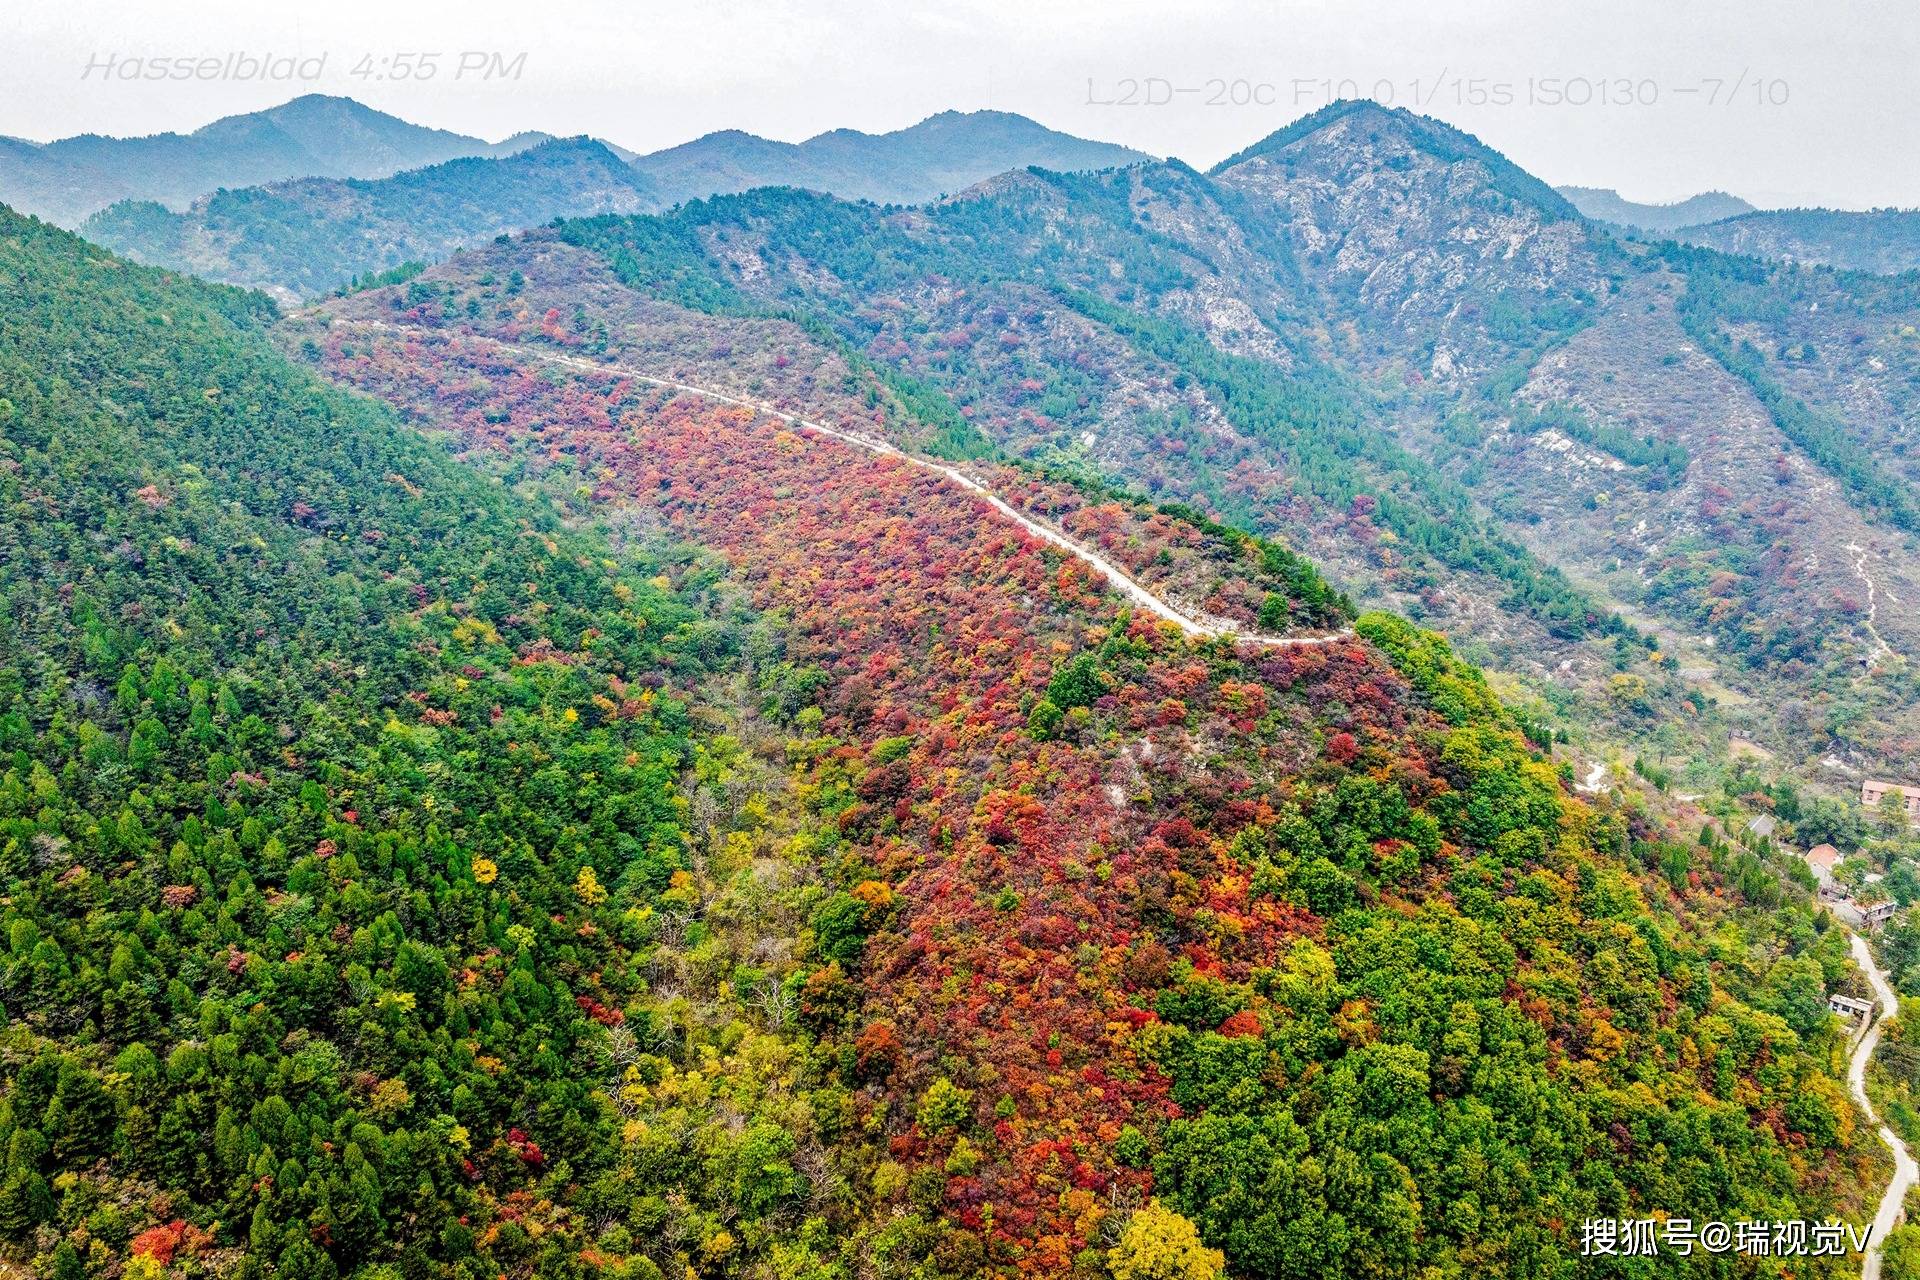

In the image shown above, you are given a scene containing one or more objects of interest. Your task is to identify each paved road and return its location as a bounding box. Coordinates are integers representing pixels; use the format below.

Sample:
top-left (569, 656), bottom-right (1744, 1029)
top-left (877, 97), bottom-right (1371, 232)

top-left (1848, 929), bottom-right (1917, 1280)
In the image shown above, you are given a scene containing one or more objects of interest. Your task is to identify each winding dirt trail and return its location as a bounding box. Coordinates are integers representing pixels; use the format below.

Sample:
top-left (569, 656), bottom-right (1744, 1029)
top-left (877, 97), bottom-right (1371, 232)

top-left (1848, 929), bottom-right (1917, 1280)
top-left (355, 322), bottom-right (1355, 650)
top-left (1844, 541), bottom-right (1898, 665)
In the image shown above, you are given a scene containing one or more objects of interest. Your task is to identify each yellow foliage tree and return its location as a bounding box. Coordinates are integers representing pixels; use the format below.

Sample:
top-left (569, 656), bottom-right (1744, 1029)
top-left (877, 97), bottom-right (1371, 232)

top-left (1106, 1201), bottom-right (1224, 1280)
top-left (575, 864), bottom-right (607, 905)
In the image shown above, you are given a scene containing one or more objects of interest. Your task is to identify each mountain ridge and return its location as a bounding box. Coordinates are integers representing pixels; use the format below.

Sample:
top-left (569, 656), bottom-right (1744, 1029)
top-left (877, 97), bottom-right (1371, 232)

top-left (629, 106), bottom-right (1150, 206)
top-left (63, 104), bottom-right (1155, 297)
top-left (517, 107), bottom-right (1920, 784)
top-left (1558, 185), bottom-right (1757, 233)
top-left (0, 93), bottom-right (541, 226)
top-left (1671, 205), bottom-right (1920, 274)
top-left (1211, 98), bottom-right (1578, 221)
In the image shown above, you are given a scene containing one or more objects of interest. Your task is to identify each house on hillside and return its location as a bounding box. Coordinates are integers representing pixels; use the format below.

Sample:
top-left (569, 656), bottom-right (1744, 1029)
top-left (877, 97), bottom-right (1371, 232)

top-left (1806, 843), bottom-right (1841, 894)
top-left (1830, 993), bottom-right (1875, 1020)
top-left (1747, 814), bottom-right (1778, 839)
top-left (1863, 779), bottom-right (1920, 821)
top-left (1862, 899), bottom-right (1898, 928)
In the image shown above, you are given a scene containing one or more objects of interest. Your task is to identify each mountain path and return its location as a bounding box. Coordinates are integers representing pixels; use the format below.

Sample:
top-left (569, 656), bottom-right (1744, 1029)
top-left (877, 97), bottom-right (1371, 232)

top-left (354, 321), bottom-right (1356, 650)
top-left (1848, 929), bottom-right (1916, 1280)
top-left (1845, 541), bottom-right (1898, 664)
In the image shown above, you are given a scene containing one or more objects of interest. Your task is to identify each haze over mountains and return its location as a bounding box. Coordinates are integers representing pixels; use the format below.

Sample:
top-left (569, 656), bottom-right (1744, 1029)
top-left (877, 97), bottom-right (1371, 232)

top-left (1557, 185), bottom-right (1757, 233)
top-left (0, 94), bottom-right (547, 226)
top-left (54, 99), bottom-right (1148, 295)
top-left (1562, 185), bottom-right (1920, 274)
top-left (1669, 207), bottom-right (1920, 274)
top-left (632, 108), bottom-right (1147, 207)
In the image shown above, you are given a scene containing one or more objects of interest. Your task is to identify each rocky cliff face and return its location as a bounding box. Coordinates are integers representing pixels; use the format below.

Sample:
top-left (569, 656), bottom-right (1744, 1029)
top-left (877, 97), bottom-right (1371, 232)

top-left (1213, 102), bottom-right (1611, 377)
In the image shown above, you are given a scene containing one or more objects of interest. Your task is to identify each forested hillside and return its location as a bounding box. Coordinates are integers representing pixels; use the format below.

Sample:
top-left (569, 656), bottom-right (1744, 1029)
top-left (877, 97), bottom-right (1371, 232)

top-left (292, 262), bottom-right (1883, 1277)
top-left (0, 207), bottom-right (787, 1278)
top-left (5, 83), bottom-right (1919, 1280)
top-left (502, 100), bottom-right (1920, 785)
top-left (44, 92), bottom-right (1920, 801)
top-left (544, 168), bottom-right (1627, 654)
top-left (0, 199), bottom-right (1889, 1278)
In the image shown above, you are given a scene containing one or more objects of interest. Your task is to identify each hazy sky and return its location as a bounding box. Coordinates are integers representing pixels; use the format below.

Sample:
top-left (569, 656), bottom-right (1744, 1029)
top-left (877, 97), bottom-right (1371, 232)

top-left (7, 0), bottom-right (1917, 209)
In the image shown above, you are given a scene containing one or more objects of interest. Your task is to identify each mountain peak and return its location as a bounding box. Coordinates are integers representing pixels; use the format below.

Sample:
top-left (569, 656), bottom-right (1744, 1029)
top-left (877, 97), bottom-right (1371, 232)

top-left (514, 135), bottom-right (627, 165)
top-left (1212, 98), bottom-right (1575, 218)
top-left (1206, 99), bottom-right (1401, 172)
top-left (915, 108), bottom-right (1027, 126)
top-left (242, 94), bottom-right (427, 137)
top-left (490, 130), bottom-right (558, 156)
top-left (262, 92), bottom-right (365, 114)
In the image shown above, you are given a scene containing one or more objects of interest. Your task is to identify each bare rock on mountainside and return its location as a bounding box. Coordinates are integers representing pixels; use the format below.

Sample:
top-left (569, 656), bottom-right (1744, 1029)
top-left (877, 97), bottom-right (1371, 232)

top-left (1213, 101), bottom-right (1610, 376)
top-left (1508, 270), bottom-right (1920, 665)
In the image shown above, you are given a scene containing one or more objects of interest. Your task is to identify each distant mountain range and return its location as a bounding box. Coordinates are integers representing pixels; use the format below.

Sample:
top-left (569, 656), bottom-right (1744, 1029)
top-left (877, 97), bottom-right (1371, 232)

top-left (0, 94), bottom-right (544, 226)
top-left (28, 92), bottom-right (1920, 304)
top-left (65, 101), bottom-right (1150, 295)
top-left (1557, 186), bottom-right (1756, 233)
top-left (82, 136), bottom-right (654, 299)
top-left (629, 109), bottom-right (1147, 207)
top-left (1560, 186), bottom-right (1920, 274)
top-left (1670, 208), bottom-right (1920, 275)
